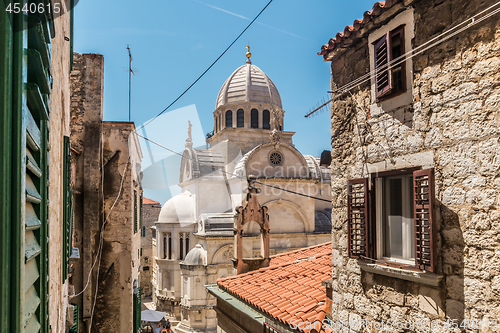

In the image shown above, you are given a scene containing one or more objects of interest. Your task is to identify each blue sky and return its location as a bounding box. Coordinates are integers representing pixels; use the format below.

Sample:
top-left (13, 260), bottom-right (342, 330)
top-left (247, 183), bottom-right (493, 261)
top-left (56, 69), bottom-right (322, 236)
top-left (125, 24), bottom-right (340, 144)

top-left (73, 0), bottom-right (377, 202)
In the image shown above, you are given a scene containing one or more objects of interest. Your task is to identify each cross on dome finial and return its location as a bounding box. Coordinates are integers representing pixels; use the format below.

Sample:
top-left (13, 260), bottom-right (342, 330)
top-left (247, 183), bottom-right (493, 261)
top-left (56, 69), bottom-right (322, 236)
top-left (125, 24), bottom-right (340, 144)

top-left (246, 45), bottom-right (251, 64)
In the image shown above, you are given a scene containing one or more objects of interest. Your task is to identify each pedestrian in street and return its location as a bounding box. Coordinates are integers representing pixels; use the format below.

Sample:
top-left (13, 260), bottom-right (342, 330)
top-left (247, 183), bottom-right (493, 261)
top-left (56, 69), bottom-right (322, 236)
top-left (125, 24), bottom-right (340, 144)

top-left (166, 319), bottom-right (171, 333)
top-left (161, 325), bottom-right (168, 333)
top-left (154, 323), bottom-right (162, 333)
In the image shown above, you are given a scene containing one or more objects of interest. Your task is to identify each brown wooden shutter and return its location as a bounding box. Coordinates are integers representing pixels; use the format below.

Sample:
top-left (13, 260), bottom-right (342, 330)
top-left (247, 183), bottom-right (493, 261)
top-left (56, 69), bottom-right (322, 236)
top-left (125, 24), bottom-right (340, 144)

top-left (413, 168), bottom-right (436, 272)
top-left (347, 178), bottom-right (369, 258)
top-left (374, 32), bottom-right (391, 98)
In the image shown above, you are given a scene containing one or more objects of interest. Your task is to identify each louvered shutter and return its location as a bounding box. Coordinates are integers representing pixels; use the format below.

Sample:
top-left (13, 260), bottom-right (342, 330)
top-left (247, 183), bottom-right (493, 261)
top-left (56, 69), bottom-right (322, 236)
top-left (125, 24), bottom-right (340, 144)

top-left (1, 3), bottom-right (53, 332)
top-left (374, 33), bottom-right (392, 98)
top-left (413, 169), bottom-right (436, 272)
top-left (62, 136), bottom-right (73, 281)
top-left (347, 178), bottom-right (369, 258)
top-left (134, 189), bottom-right (138, 233)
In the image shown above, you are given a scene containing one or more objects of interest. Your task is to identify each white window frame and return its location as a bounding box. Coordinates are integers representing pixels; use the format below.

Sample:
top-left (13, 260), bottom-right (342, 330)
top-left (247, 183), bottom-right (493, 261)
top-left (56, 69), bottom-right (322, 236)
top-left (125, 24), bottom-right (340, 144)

top-left (375, 174), bottom-right (415, 265)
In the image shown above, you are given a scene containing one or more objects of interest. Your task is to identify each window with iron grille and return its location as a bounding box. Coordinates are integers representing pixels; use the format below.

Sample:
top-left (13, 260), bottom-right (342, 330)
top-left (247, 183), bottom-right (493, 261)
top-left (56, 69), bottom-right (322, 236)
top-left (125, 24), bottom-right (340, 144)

top-left (373, 25), bottom-right (406, 100)
top-left (347, 168), bottom-right (436, 272)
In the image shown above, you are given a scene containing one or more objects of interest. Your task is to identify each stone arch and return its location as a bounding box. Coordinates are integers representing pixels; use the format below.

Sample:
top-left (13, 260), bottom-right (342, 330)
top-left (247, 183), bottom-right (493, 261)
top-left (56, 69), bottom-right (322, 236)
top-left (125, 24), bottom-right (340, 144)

top-left (211, 244), bottom-right (234, 265)
top-left (244, 142), bottom-right (311, 179)
top-left (263, 199), bottom-right (310, 233)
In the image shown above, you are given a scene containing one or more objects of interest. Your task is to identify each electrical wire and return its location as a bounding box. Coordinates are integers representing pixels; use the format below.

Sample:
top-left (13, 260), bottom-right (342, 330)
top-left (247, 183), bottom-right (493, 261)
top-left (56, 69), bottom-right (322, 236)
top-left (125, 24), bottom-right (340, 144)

top-left (135, 133), bottom-right (332, 203)
top-left (306, 1), bottom-right (500, 117)
top-left (137, 0), bottom-right (274, 131)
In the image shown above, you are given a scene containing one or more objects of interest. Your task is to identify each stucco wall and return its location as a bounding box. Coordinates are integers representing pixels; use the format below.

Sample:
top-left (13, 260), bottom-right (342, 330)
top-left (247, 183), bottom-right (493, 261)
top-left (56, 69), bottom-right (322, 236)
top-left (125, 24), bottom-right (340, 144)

top-left (328, 0), bottom-right (500, 330)
top-left (48, 1), bottom-right (73, 331)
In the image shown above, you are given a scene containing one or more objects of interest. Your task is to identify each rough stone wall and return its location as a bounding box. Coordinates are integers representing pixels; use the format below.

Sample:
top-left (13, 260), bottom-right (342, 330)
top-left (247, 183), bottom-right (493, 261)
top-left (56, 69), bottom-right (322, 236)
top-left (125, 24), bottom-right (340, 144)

top-left (95, 121), bottom-right (141, 333)
top-left (48, 1), bottom-right (72, 331)
top-left (328, 0), bottom-right (500, 331)
top-left (69, 52), bottom-right (104, 332)
top-left (141, 202), bottom-right (161, 297)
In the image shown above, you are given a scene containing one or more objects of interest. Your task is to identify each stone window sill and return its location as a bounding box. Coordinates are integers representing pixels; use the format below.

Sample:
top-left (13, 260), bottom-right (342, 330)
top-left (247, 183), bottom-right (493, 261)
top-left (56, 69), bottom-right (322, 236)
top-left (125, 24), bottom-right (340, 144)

top-left (358, 261), bottom-right (443, 287)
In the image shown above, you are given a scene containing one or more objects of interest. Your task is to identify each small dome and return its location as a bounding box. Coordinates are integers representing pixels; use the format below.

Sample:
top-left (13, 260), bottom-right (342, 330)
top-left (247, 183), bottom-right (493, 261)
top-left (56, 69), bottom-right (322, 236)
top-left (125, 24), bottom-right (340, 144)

top-left (216, 63), bottom-right (282, 109)
top-left (183, 244), bottom-right (207, 266)
top-left (158, 191), bottom-right (195, 223)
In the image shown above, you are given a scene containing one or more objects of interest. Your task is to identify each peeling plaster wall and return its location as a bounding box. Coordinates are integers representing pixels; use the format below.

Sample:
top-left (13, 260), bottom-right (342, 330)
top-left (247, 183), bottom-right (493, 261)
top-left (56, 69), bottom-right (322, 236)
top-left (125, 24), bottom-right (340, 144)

top-left (327, 0), bottom-right (500, 330)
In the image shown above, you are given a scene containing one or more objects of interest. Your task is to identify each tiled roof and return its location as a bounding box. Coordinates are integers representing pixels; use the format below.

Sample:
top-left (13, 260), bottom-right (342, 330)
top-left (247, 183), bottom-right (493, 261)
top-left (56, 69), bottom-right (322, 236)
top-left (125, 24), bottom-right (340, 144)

top-left (217, 242), bottom-right (333, 333)
top-left (318, 0), bottom-right (404, 56)
top-left (269, 241), bottom-right (332, 266)
top-left (143, 197), bottom-right (160, 205)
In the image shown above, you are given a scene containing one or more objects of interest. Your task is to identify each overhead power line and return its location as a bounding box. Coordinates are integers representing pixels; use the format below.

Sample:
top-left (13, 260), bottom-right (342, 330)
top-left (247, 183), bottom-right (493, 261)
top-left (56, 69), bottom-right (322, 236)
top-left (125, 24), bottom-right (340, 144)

top-left (136, 133), bottom-right (332, 203)
top-left (137, 0), bottom-right (274, 131)
top-left (306, 1), bottom-right (500, 117)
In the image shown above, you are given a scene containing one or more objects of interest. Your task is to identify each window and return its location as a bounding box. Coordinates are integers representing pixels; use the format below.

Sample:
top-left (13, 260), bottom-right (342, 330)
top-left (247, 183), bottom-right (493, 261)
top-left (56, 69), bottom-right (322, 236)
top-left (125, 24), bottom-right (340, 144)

top-left (185, 236), bottom-right (190, 256)
top-left (225, 110), bottom-right (233, 128)
top-left (263, 110), bottom-right (270, 129)
top-left (237, 109), bottom-right (244, 127)
top-left (374, 25), bottom-right (406, 100)
top-left (215, 117), bottom-right (218, 133)
top-left (142, 226), bottom-right (146, 237)
top-left (180, 236), bottom-right (184, 260)
top-left (251, 109), bottom-right (259, 128)
top-left (134, 189), bottom-right (138, 233)
top-left (347, 168), bottom-right (436, 272)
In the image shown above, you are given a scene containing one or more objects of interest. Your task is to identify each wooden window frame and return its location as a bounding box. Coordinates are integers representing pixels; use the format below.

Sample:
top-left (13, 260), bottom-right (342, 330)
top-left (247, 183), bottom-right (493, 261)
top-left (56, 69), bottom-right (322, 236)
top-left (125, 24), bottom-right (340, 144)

top-left (373, 25), bottom-right (406, 101)
top-left (348, 167), bottom-right (436, 272)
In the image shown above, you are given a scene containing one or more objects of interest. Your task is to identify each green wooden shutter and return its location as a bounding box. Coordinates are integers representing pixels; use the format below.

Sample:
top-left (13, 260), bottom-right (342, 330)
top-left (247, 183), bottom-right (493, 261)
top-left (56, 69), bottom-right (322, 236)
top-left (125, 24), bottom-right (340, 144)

top-left (0, 2), bottom-right (53, 332)
top-left (134, 190), bottom-right (138, 233)
top-left (133, 287), bottom-right (142, 333)
top-left (62, 136), bottom-right (72, 281)
top-left (69, 303), bottom-right (78, 333)
top-left (139, 191), bottom-right (143, 231)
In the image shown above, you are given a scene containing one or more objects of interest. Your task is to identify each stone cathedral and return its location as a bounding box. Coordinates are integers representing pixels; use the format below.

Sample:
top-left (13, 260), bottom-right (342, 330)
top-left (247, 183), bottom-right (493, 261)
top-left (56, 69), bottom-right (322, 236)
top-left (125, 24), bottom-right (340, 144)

top-left (152, 50), bottom-right (332, 332)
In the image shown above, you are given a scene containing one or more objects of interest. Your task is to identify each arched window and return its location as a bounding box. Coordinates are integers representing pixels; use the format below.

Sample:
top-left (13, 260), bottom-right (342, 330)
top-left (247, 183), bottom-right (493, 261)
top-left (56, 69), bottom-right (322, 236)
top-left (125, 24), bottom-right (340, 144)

top-left (225, 110), bottom-right (233, 128)
top-left (180, 237), bottom-right (184, 260)
top-left (215, 118), bottom-right (218, 133)
top-left (163, 235), bottom-right (167, 259)
top-left (251, 109), bottom-right (258, 128)
top-left (185, 237), bottom-right (190, 256)
top-left (263, 110), bottom-right (270, 129)
top-left (237, 109), bottom-right (244, 127)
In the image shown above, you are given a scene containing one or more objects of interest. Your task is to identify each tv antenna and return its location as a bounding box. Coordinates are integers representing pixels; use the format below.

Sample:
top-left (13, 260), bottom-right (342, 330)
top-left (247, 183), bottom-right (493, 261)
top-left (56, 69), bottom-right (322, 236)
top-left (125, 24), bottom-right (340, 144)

top-left (126, 45), bottom-right (139, 121)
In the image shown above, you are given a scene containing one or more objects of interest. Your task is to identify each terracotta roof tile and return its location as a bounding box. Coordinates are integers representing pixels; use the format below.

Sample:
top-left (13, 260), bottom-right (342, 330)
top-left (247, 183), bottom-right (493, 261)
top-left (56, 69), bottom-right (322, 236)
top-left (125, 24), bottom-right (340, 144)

top-left (318, 0), bottom-right (405, 56)
top-left (142, 197), bottom-right (160, 205)
top-left (217, 242), bottom-right (333, 332)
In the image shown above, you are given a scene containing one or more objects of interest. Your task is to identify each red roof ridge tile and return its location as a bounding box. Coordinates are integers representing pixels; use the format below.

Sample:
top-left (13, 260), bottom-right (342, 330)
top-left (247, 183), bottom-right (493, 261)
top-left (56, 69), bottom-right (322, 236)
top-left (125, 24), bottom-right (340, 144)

top-left (318, 0), bottom-right (405, 56)
top-left (143, 197), bottom-right (161, 205)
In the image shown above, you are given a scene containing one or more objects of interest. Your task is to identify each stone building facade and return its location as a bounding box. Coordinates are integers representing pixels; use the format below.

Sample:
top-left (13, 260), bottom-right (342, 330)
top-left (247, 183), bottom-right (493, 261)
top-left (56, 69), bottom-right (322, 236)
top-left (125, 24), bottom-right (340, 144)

top-left (319, 0), bottom-right (500, 330)
top-left (141, 198), bottom-right (161, 298)
top-left (69, 53), bottom-right (143, 333)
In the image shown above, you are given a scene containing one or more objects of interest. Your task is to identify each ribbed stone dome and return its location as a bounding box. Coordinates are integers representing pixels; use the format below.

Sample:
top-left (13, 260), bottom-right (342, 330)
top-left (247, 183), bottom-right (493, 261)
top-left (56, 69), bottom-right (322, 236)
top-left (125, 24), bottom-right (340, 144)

top-left (216, 62), bottom-right (282, 109)
top-left (158, 191), bottom-right (194, 224)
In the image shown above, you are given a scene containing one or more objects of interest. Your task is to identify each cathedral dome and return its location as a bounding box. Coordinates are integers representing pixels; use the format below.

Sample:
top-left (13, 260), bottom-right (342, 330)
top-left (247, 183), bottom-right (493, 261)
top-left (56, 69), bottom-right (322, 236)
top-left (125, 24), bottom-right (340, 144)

top-left (158, 191), bottom-right (195, 224)
top-left (183, 244), bottom-right (207, 266)
top-left (216, 62), bottom-right (282, 109)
